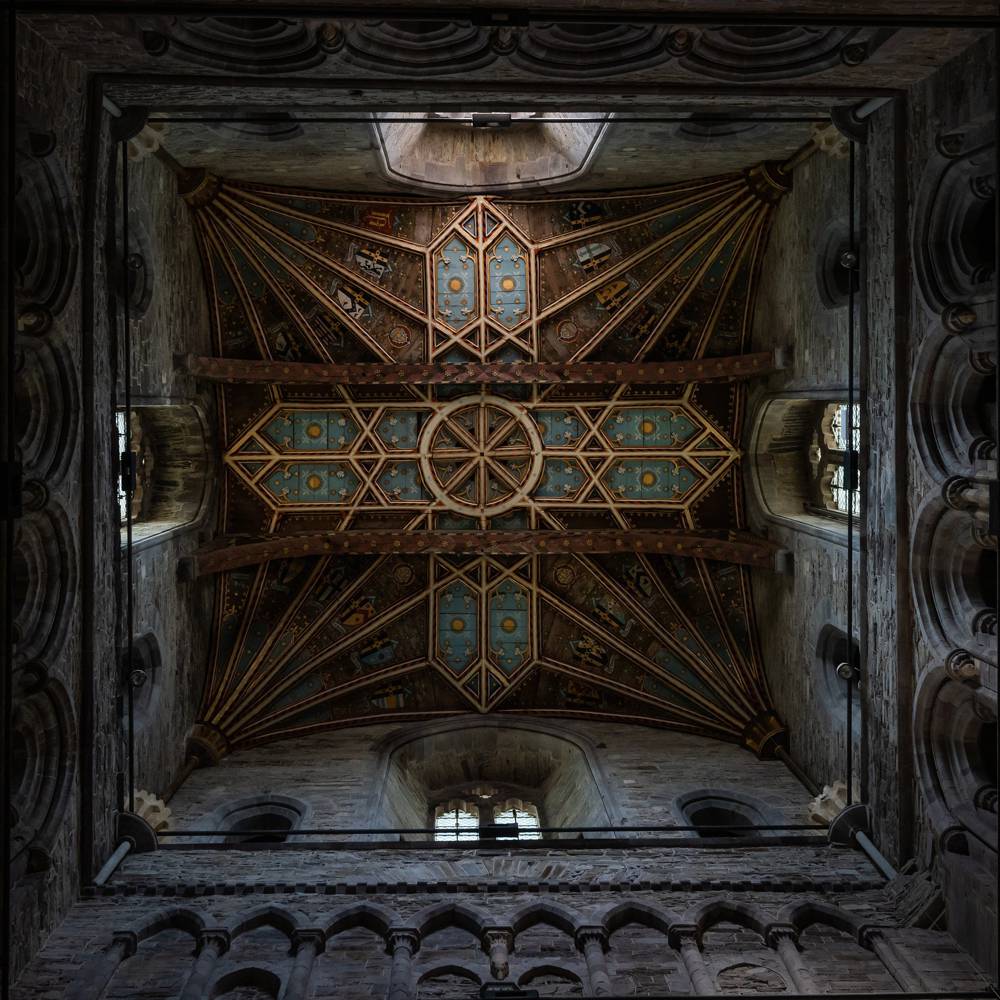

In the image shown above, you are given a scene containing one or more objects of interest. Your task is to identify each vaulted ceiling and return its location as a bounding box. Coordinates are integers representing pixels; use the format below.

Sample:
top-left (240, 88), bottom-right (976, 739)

top-left (182, 165), bottom-right (791, 764)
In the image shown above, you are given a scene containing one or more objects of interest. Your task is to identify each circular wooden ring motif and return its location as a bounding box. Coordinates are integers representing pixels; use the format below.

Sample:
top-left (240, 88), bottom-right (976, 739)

top-left (418, 394), bottom-right (544, 517)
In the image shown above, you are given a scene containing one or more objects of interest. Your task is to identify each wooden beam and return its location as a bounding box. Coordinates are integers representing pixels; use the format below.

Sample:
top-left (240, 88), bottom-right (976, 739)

top-left (185, 530), bottom-right (782, 576)
top-left (177, 352), bottom-right (782, 386)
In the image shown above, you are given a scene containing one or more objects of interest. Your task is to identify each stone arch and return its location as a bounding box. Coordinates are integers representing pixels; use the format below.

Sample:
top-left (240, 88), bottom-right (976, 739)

top-left (191, 793), bottom-right (313, 845)
top-left (748, 393), bottom-right (859, 544)
top-left (372, 715), bottom-right (620, 837)
top-left (212, 114), bottom-right (304, 143)
top-left (142, 16), bottom-right (325, 73)
top-left (912, 116), bottom-right (995, 322)
top-left (227, 905), bottom-right (303, 942)
top-left (210, 967), bottom-right (282, 999)
top-left (132, 907), bottom-right (207, 943)
top-left (518, 964), bottom-right (585, 994)
top-left (122, 212), bottom-right (155, 319)
top-left (914, 666), bottom-right (996, 853)
top-left (14, 121), bottom-right (77, 332)
top-left (123, 631), bottom-right (162, 732)
top-left (814, 624), bottom-right (862, 724)
top-left (119, 402), bottom-right (212, 548)
top-left (340, 20), bottom-right (493, 75)
top-left (815, 217), bottom-right (859, 309)
top-left (681, 26), bottom-right (891, 81)
top-left (9, 666), bottom-right (76, 881)
top-left (686, 899), bottom-right (772, 938)
top-left (599, 901), bottom-right (676, 937)
top-left (676, 115), bottom-right (764, 140)
top-left (910, 330), bottom-right (996, 481)
top-left (324, 902), bottom-right (397, 941)
top-left (510, 902), bottom-right (581, 939)
top-left (510, 23), bottom-right (679, 77)
top-left (14, 337), bottom-right (79, 485)
top-left (414, 902), bottom-right (491, 940)
top-left (12, 503), bottom-right (77, 665)
top-left (675, 788), bottom-right (780, 838)
top-left (715, 962), bottom-right (789, 994)
top-left (777, 900), bottom-right (862, 937)
top-left (102, 916), bottom-right (203, 998)
top-left (911, 496), bottom-right (996, 666)
top-left (417, 965), bottom-right (482, 998)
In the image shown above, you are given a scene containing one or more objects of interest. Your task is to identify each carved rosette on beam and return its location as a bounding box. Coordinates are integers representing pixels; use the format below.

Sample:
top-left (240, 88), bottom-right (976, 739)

top-left (184, 169), bottom-right (788, 758)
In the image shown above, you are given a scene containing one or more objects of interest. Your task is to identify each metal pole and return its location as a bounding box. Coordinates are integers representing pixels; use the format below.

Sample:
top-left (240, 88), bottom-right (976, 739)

top-left (92, 840), bottom-right (132, 886)
top-left (120, 140), bottom-right (135, 814)
top-left (846, 138), bottom-right (857, 806)
top-left (854, 831), bottom-right (898, 881)
top-left (1, 10), bottom-right (15, 999)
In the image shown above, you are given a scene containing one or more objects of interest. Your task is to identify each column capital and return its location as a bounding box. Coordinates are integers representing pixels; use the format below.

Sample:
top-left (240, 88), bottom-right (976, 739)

top-left (292, 928), bottom-right (326, 955)
top-left (856, 923), bottom-right (888, 949)
top-left (197, 928), bottom-right (231, 957)
top-left (667, 923), bottom-right (701, 948)
top-left (386, 928), bottom-right (419, 956)
top-left (110, 930), bottom-right (139, 959)
top-left (945, 649), bottom-right (980, 685)
top-left (764, 923), bottom-right (799, 948)
top-left (576, 926), bottom-right (609, 951)
top-left (482, 928), bottom-right (514, 950)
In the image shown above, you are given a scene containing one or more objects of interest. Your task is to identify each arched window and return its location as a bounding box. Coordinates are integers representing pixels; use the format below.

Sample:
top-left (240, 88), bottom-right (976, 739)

top-left (676, 789), bottom-right (774, 838)
top-left (116, 408), bottom-right (154, 525)
top-left (750, 395), bottom-right (862, 540)
top-left (433, 789), bottom-right (543, 842)
top-left (193, 795), bottom-right (310, 845)
top-left (115, 404), bottom-right (210, 546)
top-left (809, 402), bottom-right (861, 517)
top-left (433, 802), bottom-right (480, 842)
top-left (815, 624), bottom-right (861, 721)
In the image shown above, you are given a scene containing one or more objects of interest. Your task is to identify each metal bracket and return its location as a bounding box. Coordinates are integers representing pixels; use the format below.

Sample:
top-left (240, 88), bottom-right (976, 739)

top-left (116, 810), bottom-right (158, 853)
top-left (828, 802), bottom-right (871, 846)
top-left (110, 106), bottom-right (149, 143)
top-left (829, 105), bottom-right (868, 145)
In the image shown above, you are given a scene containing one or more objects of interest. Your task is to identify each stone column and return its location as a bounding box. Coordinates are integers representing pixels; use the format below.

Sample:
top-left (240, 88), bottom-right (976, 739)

top-left (77, 931), bottom-right (138, 1000)
top-left (669, 925), bottom-right (714, 996)
top-left (859, 926), bottom-right (927, 992)
top-left (386, 928), bottom-right (419, 1000)
top-left (179, 928), bottom-right (230, 1000)
top-left (576, 926), bottom-right (613, 996)
top-left (483, 929), bottom-right (513, 981)
top-left (286, 928), bottom-right (326, 1000)
top-left (765, 925), bottom-right (817, 994)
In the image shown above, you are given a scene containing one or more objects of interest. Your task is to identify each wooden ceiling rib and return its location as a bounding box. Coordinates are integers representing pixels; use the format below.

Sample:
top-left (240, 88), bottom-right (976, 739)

top-left (183, 167), bottom-right (790, 760)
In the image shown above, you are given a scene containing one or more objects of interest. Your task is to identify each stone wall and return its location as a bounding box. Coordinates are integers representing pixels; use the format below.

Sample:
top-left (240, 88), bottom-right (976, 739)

top-left (898, 32), bottom-right (997, 973)
top-left (12, 721), bottom-right (988, 998)
top-left (745, 146), bottom-right (860, 801)
top-left (12, 19), bottom-right (90, 980)
top-left (120, 148), bottom-right (217, 800)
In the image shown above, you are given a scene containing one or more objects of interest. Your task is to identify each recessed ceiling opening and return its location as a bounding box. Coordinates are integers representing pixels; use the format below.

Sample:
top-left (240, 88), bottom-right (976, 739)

top-left (371, 111), bottom-right (613, 192)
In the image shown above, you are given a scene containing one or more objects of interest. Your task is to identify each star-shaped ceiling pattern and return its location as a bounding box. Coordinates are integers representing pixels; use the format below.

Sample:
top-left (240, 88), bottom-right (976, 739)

top-left (184, 165), bottom-right (790, 761)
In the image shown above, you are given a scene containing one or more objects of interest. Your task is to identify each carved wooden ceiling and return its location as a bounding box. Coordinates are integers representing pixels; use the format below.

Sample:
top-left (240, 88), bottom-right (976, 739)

top-left (183, 166), bottom-right (790, 762)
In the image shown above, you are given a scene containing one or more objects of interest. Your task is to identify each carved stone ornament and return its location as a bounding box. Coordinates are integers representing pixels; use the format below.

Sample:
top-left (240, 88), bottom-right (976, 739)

top-left (808, 779), bottom-right (849, 824)
top-left (132, 789), bottom-right (172, 831)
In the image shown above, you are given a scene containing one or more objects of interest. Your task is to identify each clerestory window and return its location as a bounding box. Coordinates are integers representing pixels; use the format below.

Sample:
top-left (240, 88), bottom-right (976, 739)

top-left (808, 401), bottom-right (862, 519)
top-left (433, 791), bottom-right (542, 842)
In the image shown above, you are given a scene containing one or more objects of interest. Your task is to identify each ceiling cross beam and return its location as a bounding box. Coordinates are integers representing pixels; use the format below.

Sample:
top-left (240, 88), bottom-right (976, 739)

top-left (184, 529), bottom-right (782, 576)
top-left (176, 352), bottom-right (783, 386)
